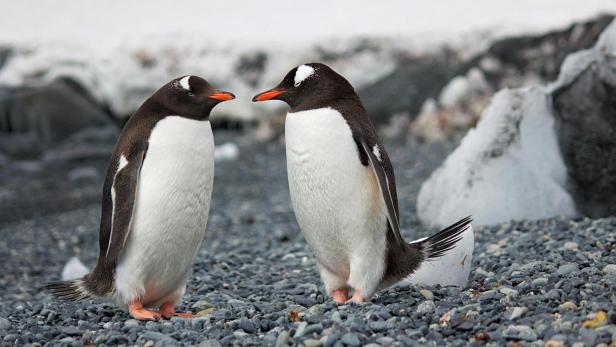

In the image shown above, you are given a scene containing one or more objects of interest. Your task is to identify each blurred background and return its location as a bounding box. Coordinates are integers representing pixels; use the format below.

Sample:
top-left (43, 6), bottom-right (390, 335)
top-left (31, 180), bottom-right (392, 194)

top-left (0, 0), bottom-right (615, 227)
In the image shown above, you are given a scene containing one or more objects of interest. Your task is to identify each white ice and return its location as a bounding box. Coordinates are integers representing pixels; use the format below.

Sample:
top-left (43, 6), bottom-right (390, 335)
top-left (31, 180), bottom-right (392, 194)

top-left (61, 257), bottom-right (89, 281)
top-left (417, 87), bottom-right (578, 228)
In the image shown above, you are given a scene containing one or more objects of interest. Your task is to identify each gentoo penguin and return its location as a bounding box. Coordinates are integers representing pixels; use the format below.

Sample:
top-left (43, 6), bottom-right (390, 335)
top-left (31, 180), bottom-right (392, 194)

top-left (46, 76), bottom-right (235, 320)
top-left (253, 63), bottom-right (472, 303)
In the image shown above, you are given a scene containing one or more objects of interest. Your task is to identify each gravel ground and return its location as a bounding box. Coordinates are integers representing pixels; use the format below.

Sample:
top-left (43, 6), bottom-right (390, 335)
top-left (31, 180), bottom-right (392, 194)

top-left (1, 132), bottom-right (615, 346)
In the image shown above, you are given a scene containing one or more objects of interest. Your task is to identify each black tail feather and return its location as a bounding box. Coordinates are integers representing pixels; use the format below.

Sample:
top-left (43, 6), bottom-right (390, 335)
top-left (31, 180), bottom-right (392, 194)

top-left (418, 216), bottom-right (472, 260)
top-left (45, 279), bottom-right (92, 301)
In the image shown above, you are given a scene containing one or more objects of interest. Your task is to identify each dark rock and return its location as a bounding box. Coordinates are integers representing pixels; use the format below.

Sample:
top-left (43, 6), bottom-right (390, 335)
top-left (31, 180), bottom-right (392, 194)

top-left (0, 78), bottom-right (113, 156)
top-left (551, 20), bottom-right (616, 218)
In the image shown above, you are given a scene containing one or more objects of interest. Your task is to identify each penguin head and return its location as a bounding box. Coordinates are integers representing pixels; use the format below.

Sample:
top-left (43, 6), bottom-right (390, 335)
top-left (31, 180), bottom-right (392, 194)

top-left (150, 75), bottom-right (235, 119)
top-left (252, 63), bottom-right (357, 109)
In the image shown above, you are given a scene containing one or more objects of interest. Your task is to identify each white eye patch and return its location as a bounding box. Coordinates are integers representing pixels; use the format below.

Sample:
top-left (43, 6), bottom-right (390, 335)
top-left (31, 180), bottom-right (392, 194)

top-left (179, 75), bottom-right (191, 91)
top-left (294, 65), bottom-right (315, 87)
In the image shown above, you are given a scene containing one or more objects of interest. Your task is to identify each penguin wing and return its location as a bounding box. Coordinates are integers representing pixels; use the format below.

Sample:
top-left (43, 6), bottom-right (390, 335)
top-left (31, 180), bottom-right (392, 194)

top-left (359, 139), bottom-right (405, 248)
top-left (103, 146), bottom-right (147, 262)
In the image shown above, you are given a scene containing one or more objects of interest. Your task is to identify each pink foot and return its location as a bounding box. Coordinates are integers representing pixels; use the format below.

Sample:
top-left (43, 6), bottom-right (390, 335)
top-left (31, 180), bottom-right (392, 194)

top-left (332, 288), bottom-right (349, 304)
top-left (129, 300), bottom-right (161, 321)
top-left (159, 301), bottom-right (192, 319)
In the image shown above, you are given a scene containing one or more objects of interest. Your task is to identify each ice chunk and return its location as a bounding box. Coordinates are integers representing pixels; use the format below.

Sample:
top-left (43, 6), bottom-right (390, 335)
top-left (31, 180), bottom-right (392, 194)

top-left (417, 87), bottom-right (577, 227)
top-left (61, 257), bottom-right (89, 280)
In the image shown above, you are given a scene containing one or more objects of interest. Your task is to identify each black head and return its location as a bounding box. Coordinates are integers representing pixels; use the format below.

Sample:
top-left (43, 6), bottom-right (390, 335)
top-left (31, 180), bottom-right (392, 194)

top-left (145, 75), bottom-right (235, 120)
top-left (252, 63), bottom-right (358, 110)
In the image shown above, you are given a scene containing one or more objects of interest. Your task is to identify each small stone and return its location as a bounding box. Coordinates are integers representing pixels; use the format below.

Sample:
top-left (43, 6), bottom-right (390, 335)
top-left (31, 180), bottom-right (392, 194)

top-left (368, 320), bottom-right (386, 332)
top-left (602, 264), bottom-right (616, 274)
top-left (198, 339), bottom-right (222, 347)
top-left (499, 287), bottom-right (519, 297)
top-left (531, 277), bottom-right (548, 288)
top-left (143, 341), bottom-right (154, 347)
top-left (559, 301), bottom-right (577, 310)
top-left (502, 325), bottom-right (537, 341)
top-left (331, 311), bottom-right (342, 323)
top-left (557, 263), bottom-right (579, 276)
top-left (0, 318), bottom-right (10, 330)
top-left (416, 300), bottom-right (436, 315)
top-left (295, 322), bottom-right (308, 337)
top-left (124, 319), bottom-right (140, 327)
top-left (303, 323), bottom-right (323, 336)
top-left (545, 340), bottom-right (565, 347)
top-left (341, 333), bottom-right (361, 346)
top-left (420, 289), bottom-right (434, 300)
top-left (275, 331), bottom-right (290, 347)
top-left (582, 311), bottom-right (607, 329)
top-left (563, 242), bottom-right (578, 251)
top-left (239, 318), bottom-right (256, 334)
top-left (303, 339), bottom-right (323, 347)
top-left (505, 307), bottom-right (528, 320)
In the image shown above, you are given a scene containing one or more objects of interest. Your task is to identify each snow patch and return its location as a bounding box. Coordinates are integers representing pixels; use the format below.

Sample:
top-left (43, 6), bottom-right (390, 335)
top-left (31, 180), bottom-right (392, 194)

top-left (417, 87), bottom-right (577, 227)
top-left (402, 225), bottom-right (474, 287)
top-left (294, 65), bottom-right (315, 87)
top-left (214, 142), bottom-right (239, 162)
top-left (61, 257), bottom-right (89, 280)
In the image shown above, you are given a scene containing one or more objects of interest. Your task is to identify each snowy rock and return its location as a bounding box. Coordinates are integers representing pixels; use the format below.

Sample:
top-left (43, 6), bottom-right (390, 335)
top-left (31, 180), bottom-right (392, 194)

top-left (214, 143), bottom-right (239, 162)
top-left (402, 225), bottom-right (474, 287)
top-left (61, 257), bottom-right (89, 280)
top-left (549, 19), bottom-right (616, 218)
top-left (417, 87), bottom-right (576, 227)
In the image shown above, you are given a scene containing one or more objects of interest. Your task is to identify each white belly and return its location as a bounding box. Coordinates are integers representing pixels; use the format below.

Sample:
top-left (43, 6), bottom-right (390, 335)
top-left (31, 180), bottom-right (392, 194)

top-left (285, 108), bottom-right (386, 276)
top-left (114, 116), bottom-right (214, 306)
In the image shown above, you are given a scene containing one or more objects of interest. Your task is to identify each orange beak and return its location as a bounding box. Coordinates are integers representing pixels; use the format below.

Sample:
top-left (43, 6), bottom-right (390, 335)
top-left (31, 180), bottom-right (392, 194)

top-left (208, 91), bottom-right (235, 101)
top-left (252, 89), bottom-right (285, 102)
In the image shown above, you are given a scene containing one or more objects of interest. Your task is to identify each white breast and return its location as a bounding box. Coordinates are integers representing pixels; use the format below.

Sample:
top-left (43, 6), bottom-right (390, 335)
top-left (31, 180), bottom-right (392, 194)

top-left (285, 108), bottom-right (387, 276)
top-left (114, 116), bottom-right (214, 306)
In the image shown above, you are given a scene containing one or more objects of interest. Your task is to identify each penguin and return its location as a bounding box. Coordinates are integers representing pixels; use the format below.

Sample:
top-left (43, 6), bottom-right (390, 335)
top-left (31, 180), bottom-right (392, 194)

top-left (253, 63), bottom-right (472, 303)
top-left (46, 76), bottom-right (235, 320)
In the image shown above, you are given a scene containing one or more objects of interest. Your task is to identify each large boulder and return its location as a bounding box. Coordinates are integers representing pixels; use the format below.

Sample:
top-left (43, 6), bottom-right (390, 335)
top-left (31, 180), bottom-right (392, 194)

top-left (0, 78), bottom-right (113, 156)
top-left (549, 19), bottom-right (616, 218)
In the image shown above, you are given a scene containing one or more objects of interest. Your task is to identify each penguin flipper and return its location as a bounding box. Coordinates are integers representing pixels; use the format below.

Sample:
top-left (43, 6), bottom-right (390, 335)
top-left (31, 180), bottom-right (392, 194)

top-left (103, 146), bottom-right (147, 262)
top-left (359, 139), bottom-right (405, 248)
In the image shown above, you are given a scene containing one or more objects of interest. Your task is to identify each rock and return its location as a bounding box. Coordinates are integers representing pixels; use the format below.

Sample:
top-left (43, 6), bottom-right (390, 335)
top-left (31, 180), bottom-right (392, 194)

top-left (198, 339), bottom-right (222, 347)
top-left (531, 277), bottom-right (548, 288)
top-left (550, 19), bottom-right (616, 218)
top-left (340, 332), bottom-right (361, 347)
top-left (559, 301), bottom-right (578, 310)
top-left (602, 264), bottom-right (616, 274)
top-left (358, 55), bottom-right (459, 124)
top-left (0, 317), bottom-right (11, 330)
top-left (563, 242), bottom-right (578, 251)
top-left (504, 307), bottom-right (528, 320)
top-left (499, 287), bottom-right (519, 297)
top-left (416, 301), bottom-right (436, 315)
top-left (502, 325), bottom-right (538, 341)
top-left (0, 78), bottom-right (112, 154)
top-left (418, 86), bottom-right (577, 227)
top-left (419, 289), bottom-right (434, 300)
top-left (557, 263), bottom-right (579, 276)
top-left (275, 331), bottom-right (290, 347)
top-left (239, 318), bottom-right (256, 334)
